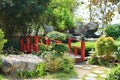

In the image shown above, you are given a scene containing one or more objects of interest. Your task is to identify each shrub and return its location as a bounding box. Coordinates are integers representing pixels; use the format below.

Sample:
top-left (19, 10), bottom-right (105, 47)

top-left (4, 39), bottom-right (19, 50)
top-left (44, 55), bottom-right (63, 73)
top-left (46, 31), bottom-right (67, 41)
top-left (87, 56), bottom-right (99, 65)
top-left (0, 29), bottom-right (7, 51)
top-left (61, 55), bottom-right (74, 73)
top-left (51, 44), bottom-right (68, 54)
top-left (107, 64), bottom-right (120, 80)
top-left (95, 36), bottom-right (116, 61)
top-left (104, 24), bottom-right (120, 39)
top-left (115, 41), bottom-right (120, 62)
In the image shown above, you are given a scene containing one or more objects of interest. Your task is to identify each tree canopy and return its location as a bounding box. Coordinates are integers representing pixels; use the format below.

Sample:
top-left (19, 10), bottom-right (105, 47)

top-left (0, 0), bottom-right (50, 39)
top-left (0, 0), bottom-right (78, 39)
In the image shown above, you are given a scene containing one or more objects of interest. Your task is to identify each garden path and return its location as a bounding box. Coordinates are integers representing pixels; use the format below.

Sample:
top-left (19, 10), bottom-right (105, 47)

top-left (73, 62), bottom-right (110, 80)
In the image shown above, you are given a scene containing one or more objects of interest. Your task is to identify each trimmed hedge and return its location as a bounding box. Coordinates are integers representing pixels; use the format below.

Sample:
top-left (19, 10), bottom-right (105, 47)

top-left (104, 24), bottom-right (120, 39)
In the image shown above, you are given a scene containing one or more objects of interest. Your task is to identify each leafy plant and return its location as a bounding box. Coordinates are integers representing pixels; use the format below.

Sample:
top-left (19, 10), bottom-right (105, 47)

top-left (61, 55), bottom-right (74, 73)
top-left (51, 44), bottom-right (68, 54)
top-left (46, 31), bottom-right (67, 41)
top-left (16, 62), bottom-right (45, 78)
top-left (107, 64), bottom-right (120, 80)
top-left (115, 41), bottom-right (120, 62)
top-left (104, 24), bottom-right (120, 39)
top-left (95, 36), bottom-right (116, 61)
top-left (87, 56), bottom-right (99, 65)
top-left (0, 29), bottom-right (7, 51)
top-left (43, 51), bottom-right (63, 72)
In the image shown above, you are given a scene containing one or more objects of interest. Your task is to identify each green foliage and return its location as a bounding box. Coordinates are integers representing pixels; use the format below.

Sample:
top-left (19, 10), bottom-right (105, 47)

top-left (0, 29), bottom-right (7, 51)
top-left (47, 0), bottom-right (77, 31)
top-left (43, 53), bottom-right (74, 73)
top-left (40, 43), bottom-right (74, 73)
top-left (0, 75), bottom-right (5, 80)
top-left (38, 44), bottom-right (48, 54)
top-left (115, 41), bottom-right (120, 62)
top-left (104, 24), bottom-right (120, 39)
top-left (61, 55), bottom-right (74, 73)
top-left (0, 0), bottom-right (50, 38)
top-left (107, 64), bottom-right (120, 80)
top-left (51, 70), bottom-right (77, 80)
top-left (95, 36), bottom-right (116, 61)
top-left (44, 54), bottom-right (63, 73)
top-left (16, 62), bottom-right (45, 78)
top-left (87, 56), bottom-right (99, 65)
top-left (4, 39), bottom-right (19, 50)
top-left (46, 31), bottom-right (67, 41)
top-left (51, 44), bottom-right (68, 54)
top-left (71, 42), bottom-right (95, 56)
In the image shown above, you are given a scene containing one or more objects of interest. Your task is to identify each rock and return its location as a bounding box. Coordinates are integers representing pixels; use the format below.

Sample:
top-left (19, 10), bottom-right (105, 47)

top-left (1, 54), bottom-right (44, 75)
top-left (43, 25), bottom-right (54, 35)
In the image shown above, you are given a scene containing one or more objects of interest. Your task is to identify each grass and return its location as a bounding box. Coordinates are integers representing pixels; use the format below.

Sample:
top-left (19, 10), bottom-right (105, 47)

top-left (43, 70), bottom-right (77, 80)
top-left (71, 42), bottom-right (95, 48)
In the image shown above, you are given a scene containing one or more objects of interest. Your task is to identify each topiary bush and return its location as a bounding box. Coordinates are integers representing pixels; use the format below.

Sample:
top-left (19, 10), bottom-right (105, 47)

top-left (95, 36), bottom-right (116, 61)
top-left (0, 29), bottom-right (7, 51)
top-left (107, 64), bottom-right (120, 80)
top-left (104, 24), bottom-right (120, 39)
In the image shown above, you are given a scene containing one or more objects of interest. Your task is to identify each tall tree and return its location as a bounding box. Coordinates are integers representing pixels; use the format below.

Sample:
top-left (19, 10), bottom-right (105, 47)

top-left (0, 0), bottom-right (50, 39)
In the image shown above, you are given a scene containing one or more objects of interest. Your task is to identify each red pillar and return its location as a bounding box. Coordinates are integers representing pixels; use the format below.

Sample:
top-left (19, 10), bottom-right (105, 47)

top-left (46, 39), bottom-right (50, 45)
top-left (33, 36), bottom-right (38, 52)
top-left (68, 38), bottom-right (72, 54)
top-left (81, 40), bottom-right (85, 62)
top-left (26, 36), bottom-right (31, 53)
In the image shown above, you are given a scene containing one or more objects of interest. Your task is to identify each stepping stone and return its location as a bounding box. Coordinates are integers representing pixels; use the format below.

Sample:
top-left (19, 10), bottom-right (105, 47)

top-left (74, 65), bottom-right (82, 68)
top-left (82, 66), bottom-right (92, 70)
top-left (85, 77), bottom-right (96, 80)
top-left (69, 78), bottom-right (82, 80)
top-left (93, 70), bottom-right (104, 74)
top-left (100, 74), bottom-right (107, 78)
top-left (89, 65), bottom-right (98, 68)
top-left (86, 73), bottom-right (97, 77)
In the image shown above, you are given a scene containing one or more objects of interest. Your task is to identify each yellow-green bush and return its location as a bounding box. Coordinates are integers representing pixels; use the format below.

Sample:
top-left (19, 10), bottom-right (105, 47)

top-left (95, 36), bottom-right (116, 61)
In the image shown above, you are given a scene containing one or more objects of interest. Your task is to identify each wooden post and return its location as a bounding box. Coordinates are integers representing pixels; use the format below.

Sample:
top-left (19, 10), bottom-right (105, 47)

top-left (46, 39), bottom-right (50, 45)
top-left (26, 36), bottom-right (31, 53)
top-left (81, 40), bottom-right (85, 62)
top-left (68, 38), bottom-right (72, 54)
top-left (33, 36), bottom-right (38, 52)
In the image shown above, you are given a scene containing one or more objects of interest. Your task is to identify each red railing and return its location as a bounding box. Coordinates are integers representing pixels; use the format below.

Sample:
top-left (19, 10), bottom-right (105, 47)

top-left (20, 36), bottom-right (39, 53)
top-left (20, 36), bottom-right (85, 62)
top-left (68, 38), bottom-right (85, 62)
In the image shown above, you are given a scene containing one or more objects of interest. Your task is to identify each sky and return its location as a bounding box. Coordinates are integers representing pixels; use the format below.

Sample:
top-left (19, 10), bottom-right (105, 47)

top-left (74, 0), bottom-right (120, 24)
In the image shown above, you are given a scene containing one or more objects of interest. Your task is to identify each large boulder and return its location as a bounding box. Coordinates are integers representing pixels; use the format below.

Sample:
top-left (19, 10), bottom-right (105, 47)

top-left (74, 22), bottom-right (99, 37)
top-left (1, 54), bottom-right (44, 75)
